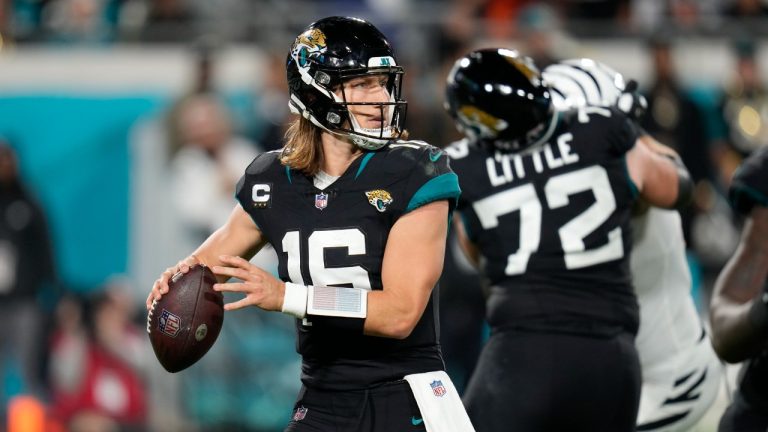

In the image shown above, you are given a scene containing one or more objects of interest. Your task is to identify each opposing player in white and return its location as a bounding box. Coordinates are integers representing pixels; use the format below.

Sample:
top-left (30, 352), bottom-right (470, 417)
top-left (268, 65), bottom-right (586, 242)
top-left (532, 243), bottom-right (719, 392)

top-left (543, 59), bottom-right (722, 431)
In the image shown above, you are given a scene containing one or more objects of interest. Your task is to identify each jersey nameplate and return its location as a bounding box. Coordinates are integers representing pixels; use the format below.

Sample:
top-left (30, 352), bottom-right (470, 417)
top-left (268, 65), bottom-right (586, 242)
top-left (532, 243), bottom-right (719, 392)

top-left (486, 133), bottom-right (580, 187)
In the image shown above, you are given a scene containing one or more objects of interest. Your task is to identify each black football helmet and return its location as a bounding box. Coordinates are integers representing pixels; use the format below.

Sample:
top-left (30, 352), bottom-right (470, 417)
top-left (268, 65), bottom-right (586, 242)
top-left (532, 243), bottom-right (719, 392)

top-left (445, 48), bottom-right (556, 152)
top-left (286, 16), bottom-right (406, 150)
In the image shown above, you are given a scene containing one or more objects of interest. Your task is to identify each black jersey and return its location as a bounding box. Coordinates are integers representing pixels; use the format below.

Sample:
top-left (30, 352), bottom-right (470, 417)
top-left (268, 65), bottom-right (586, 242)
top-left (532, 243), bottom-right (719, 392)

top-left (235, 141), bottom-right (460, 391)
top-left (728, 146), bottom-right (768, 412)
top-left (448, 106), bottom-right (640, 335)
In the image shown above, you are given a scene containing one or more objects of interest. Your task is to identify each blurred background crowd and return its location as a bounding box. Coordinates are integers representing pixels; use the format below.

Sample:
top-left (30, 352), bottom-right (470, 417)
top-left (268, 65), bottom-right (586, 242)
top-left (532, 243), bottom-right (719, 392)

top-left (0, 0), bottom-right (767, 431)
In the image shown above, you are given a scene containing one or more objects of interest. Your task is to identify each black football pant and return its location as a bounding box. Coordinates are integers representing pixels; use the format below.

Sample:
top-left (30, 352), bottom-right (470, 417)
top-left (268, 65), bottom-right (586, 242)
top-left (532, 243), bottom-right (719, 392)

top-left (284, 380), bottom-right (427, 432)
top-left (463, 329), bottom-right (641, 432)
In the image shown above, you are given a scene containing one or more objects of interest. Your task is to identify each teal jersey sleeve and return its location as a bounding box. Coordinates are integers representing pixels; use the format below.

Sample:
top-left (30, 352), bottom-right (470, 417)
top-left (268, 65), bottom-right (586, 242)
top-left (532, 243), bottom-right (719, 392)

top-left (402, 145), bottom-right (461, 214)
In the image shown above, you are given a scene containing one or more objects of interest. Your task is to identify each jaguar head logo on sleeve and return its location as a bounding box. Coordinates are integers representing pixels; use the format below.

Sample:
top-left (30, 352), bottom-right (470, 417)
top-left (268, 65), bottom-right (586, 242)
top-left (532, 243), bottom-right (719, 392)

top-left (365, 189), bottom-right (393, 213)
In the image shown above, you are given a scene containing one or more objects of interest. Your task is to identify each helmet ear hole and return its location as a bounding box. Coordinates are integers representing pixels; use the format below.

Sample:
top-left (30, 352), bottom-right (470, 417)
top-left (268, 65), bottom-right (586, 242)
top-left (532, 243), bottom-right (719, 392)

top-left (315, 71), bottom-right (331, 85)
top-left (326, 112), bottom-right (342, 125)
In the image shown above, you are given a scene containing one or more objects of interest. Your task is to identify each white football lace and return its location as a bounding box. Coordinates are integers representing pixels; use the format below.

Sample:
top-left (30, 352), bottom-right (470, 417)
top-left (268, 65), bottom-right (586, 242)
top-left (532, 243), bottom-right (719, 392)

top-left (146, 298), bottom-right (158, 334)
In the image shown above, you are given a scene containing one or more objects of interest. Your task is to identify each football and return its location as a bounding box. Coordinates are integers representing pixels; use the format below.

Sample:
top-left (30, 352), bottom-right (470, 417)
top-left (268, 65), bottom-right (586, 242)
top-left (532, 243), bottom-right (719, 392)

top-left (147, 264), bottom-right (224, 373)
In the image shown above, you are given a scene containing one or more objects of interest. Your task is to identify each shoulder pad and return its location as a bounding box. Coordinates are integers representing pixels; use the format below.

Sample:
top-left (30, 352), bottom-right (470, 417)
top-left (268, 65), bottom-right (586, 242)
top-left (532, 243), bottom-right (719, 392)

top-left (244, 150), bottom-right (282, 176)
top-left (387, 139), bottom-right (432, 152)
top-left (382, 139), bottom-right (439, 163)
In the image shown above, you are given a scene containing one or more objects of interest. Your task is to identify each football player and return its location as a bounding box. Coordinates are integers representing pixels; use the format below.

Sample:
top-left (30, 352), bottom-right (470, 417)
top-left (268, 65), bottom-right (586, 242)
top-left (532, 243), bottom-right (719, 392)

top-left (543, 59), bottom-right (723, 432)
top-left (709, 146), bottom-right (768, 432)
top-left (147, 16), bottom-right (473, 432)
top-left (444, 48), bottom-right (694, 432)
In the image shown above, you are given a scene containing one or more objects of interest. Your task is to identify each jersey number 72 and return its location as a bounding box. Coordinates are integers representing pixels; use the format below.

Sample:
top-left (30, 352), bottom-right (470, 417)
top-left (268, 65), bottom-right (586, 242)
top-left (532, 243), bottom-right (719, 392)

top-left (472, 165), bottom-right (623, 275)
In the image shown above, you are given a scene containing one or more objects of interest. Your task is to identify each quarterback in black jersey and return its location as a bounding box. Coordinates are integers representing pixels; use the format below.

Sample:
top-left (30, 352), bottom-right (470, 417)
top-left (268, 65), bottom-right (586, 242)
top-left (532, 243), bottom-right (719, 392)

top-left (710, 146), bottom-right (768, 432)
top-left (147, 17), bottom-right (472, 432)
top-left (444, 49), bottom-right (693, 432)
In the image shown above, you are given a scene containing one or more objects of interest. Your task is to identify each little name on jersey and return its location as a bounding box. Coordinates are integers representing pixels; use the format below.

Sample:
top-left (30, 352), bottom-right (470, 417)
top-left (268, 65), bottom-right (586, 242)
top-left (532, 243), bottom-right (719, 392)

top-left (486, 133), bottom-right (580, 187)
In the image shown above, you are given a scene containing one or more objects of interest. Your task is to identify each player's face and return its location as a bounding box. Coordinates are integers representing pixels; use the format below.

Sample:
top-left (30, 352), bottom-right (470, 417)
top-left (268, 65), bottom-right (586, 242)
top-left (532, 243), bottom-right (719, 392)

top-left (337, 74), bottom-right (391, 129)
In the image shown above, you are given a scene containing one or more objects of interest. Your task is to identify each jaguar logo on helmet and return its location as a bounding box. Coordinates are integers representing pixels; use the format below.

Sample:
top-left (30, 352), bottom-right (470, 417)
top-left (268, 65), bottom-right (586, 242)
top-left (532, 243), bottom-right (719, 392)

top-left (500, 48), bottom-right (539, 83)
top-left (458, 105), bottom-right (509, 139)
top-left (291, 28), bottom-right (327, 68)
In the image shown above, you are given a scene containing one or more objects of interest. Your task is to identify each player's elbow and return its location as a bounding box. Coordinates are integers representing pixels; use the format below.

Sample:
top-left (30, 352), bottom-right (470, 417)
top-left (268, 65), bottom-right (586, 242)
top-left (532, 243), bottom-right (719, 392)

top-left (384, 314), bottom-right (419, 339)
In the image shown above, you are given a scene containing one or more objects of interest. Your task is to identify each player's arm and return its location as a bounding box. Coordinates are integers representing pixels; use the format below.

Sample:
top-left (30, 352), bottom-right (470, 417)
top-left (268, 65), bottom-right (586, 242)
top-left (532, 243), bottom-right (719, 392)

top-left (709, 205), bottom-right (768, 363)
top-left (626, 135), bottom-right (693, 209)
top-left (365, 200), bottom-right (449, 338)
top-left (145, 203), bottom-right (267, 310)
top-left (209, 200), bottom-right (450, 339)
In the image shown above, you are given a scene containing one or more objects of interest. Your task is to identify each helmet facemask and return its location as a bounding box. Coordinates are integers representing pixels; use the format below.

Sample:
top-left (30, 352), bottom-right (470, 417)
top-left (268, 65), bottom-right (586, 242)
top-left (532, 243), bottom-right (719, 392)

top-left (327, 67), bottom-right (407, 150)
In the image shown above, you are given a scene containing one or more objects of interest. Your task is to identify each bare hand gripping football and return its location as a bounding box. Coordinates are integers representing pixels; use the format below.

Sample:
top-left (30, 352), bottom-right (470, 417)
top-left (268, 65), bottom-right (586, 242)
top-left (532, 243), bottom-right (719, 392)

top-left (147, 264), bottom-right (224, 373)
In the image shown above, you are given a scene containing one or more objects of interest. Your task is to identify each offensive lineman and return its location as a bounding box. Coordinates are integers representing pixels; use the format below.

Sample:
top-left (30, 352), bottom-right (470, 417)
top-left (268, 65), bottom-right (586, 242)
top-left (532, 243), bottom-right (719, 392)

top-left (444, 48), bottom-right (694, 432)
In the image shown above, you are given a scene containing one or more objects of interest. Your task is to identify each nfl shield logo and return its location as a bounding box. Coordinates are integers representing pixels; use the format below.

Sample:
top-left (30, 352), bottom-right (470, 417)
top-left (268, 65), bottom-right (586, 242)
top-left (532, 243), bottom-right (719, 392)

top-left (315, 192), bottom-right (328, 210)
top-left (158, 309), bottom-right (181, 338)
top-left (293, 406), bottom-right (308, 421)
top-left (430, 380), bottom-right (447, 397)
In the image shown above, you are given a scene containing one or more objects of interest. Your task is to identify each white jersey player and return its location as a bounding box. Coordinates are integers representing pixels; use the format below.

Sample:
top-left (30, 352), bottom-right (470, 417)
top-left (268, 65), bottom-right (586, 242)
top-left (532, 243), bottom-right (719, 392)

top-left (543, 59), bottom-right (722, 431)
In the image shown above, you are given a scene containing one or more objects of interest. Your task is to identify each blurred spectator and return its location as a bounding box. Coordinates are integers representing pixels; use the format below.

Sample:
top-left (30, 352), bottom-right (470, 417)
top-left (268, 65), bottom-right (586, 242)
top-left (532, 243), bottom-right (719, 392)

top-left (118, 0), bottom-right (196, 43)
top-left (2, 0), bottom-right (48, 43)
top-left (693, 36), bottom-right (768, 276)
top-left (0, 140), bottom-right (57, 417)
top-left (715, 36), bottom-right (768, 184)
top-left (515, 3), bottom-right (562, 68)
top-left (640, 34), bottom-right (716, 244)
top-left (165, 37), bottom-right (218, 157)
top-left (169, 93), bottom-right (260, 248)
top-left (252, 51), bottom-right (291, 152)
top-left (0, 0), bottom-right (7, 37)
top-left (722, 0), bottom-right (768, 18)
top-left (639, 33), bottom-right (740, 304)
top-left (629, 0), bottom-right (721, 33)
top-left (49, 281), bottom-right (149, 432)
top-left (565, 0), bottom-right (630, 22)
top-left (40, 0), bottom-right (121, 44)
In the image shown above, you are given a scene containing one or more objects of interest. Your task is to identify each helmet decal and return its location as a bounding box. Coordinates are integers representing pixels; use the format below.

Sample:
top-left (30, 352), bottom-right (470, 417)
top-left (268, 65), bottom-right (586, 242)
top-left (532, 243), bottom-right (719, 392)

top-left (458, 105), bottom-right (509, 139)
top-left (501, 49), bottom-right (538, 83)
top-left (292, 28), bottom-right (327, 69)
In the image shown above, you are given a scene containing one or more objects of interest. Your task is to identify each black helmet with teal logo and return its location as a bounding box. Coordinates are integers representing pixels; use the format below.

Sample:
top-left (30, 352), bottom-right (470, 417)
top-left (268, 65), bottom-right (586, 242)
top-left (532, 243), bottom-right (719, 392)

top-left (286, 16), bottom-right (407, 150)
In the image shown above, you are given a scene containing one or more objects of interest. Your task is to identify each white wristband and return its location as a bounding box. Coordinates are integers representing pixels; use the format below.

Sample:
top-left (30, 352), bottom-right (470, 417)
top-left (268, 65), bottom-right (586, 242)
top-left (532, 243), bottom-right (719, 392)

top-left (307, 285), bottom-right (368, 318)
top-left (281, 282), bottom-right (308, 319)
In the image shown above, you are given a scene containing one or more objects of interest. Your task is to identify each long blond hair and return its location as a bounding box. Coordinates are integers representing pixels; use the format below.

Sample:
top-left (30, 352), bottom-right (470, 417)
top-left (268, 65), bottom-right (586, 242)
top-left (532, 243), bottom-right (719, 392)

top-left (280, 116), bottom-right (409, 176)
top-left (280, 117), bottom-right (323, 176)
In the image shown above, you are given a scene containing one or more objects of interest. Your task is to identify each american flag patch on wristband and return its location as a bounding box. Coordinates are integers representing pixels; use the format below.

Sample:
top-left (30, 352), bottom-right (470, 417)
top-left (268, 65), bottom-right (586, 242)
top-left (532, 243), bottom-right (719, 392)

top-left (307, 285), bottom-right (368, 318)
